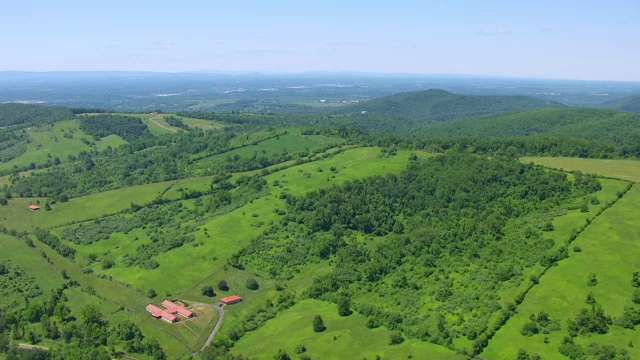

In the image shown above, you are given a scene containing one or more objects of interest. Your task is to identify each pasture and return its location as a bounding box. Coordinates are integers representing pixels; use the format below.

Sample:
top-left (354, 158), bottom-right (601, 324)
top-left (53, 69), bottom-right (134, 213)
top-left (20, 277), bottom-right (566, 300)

top-left (178, 115), bottom-right (225, 130)
top-left (202, 129), bottom-right (345, 163)
top-left (483, 184), bottom-right (640, 359)
top-left (232, 299), bottom-right (464, 360)
top-left (0, 233), bottom-right (63, 308)
top-left (522, 157), bottom-right (640, 183)
top-left (0, 120), bottom-right (127, 171)
top-left (2, 180), bottom-right (178, 232)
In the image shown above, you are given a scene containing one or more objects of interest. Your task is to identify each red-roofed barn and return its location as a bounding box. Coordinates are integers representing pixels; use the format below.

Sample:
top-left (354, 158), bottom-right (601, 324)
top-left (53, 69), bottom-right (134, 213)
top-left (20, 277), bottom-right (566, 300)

top-left (28, 205), bottom-right (40, 211)
top-left (220, 295), bottom-right (243, 305)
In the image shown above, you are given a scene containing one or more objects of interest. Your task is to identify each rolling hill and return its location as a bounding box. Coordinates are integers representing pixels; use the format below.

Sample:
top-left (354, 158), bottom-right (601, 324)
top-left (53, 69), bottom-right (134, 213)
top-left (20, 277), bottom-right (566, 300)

top-left (0, 103), bottom-right (73, 127)
top-left (604, 94), bottom-right (640, 113)
top-left (426, 107), bottom-right (640, 147)
top-left (330, 89), bottom-right (566, 131)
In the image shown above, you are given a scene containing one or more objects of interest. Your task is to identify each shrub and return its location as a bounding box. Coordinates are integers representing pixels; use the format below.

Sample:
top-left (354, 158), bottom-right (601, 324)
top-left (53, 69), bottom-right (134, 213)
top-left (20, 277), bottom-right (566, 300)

top-left (389, 331), bottom-right (404, 345)
top-left (313, 315), bottom-right (325, 332)
top-left (202, 285), bottom-right (215, 297)
top-left (294, 344), bottom-right (306, 354)
top-left (246, 278), bottom-right (259, 290)
top-left (274, 350), bottom-right (291, 360)
top-left (337, 296), bottom-right (352, 317)
top-left (218, 280), bottom-right (229, 291)
top-left (520, 321), bottom-right (539, 336)
top-left (146, 288), bottom-right (157, 298)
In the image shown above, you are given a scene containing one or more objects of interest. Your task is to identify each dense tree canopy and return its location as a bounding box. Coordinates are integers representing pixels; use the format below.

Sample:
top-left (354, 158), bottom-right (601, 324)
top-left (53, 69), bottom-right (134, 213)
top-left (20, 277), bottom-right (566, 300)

top-left (79, 114), bottom-right (149, 141)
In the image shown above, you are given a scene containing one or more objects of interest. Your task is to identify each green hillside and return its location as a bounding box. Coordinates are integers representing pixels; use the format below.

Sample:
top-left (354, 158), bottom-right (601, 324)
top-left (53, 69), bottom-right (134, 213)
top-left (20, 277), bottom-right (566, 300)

top-left (427, 107), bottom-right (640, 148)
top-left (0, 103), bottom-right (73, 127)
top-left (604, 94), bottom-right (640, 113)
top-left (330, 89), bottom-right (565, 132)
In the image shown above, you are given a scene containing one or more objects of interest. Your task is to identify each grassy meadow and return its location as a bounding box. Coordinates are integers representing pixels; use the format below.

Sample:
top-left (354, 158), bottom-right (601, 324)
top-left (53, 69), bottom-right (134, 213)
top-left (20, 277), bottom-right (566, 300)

top-left (232, 299), bottom-right (464, 360)
top-left (0, 233), bottom-right (64, 308)
top-left (202, 129), bottom-right (345, 163)
top-left (178, 115), bottom-right (225, 130)
top-left (483, 184), bottom-right (640, 359)
top-left (124, 113), bottom-right (226, 134)
top-left (0, 120), bottom-right (126, 171)
top-left (522, 157), bottom-right (640, 183)
top-left (2, 180), bottom-right (176, 232)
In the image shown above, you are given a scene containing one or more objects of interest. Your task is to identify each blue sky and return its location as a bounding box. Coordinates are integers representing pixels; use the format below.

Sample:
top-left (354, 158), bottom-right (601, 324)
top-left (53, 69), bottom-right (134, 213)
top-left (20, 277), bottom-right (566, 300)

top-left (2, 0), bottom-right (639, 80)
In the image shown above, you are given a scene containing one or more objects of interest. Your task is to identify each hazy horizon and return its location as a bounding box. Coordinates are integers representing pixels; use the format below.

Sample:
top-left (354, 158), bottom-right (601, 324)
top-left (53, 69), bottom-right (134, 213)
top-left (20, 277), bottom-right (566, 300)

top-left (3, 70), bottom-right (640, 84)
top-left (2, 1), bottom-right (639, 81)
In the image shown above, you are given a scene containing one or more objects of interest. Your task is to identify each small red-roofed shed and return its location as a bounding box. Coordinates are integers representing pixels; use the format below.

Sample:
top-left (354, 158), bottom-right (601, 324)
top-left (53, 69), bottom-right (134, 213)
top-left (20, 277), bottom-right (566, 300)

top-left (28, 205), bottom-right (40, 211)
top-left (220, 295), bottom-right (243, 305)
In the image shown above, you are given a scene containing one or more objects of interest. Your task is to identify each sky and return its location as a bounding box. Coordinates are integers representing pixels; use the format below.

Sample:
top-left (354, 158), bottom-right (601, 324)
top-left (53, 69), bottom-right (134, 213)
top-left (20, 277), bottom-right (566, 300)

top-left (1, 0), bottom-right (639, 81)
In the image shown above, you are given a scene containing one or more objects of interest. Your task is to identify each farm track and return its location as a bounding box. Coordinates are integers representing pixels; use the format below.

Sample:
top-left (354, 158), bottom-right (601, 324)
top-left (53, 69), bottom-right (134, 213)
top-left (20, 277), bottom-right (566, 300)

top-left (192, 304), bottom-right (225, 355)
top-left (148, 114), bottom-right (178, 133)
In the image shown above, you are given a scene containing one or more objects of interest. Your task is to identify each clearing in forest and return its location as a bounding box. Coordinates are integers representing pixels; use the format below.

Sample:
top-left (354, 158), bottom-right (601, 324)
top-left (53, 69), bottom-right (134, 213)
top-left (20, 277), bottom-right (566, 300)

top-left (522, 157), bottom-right (640, 183)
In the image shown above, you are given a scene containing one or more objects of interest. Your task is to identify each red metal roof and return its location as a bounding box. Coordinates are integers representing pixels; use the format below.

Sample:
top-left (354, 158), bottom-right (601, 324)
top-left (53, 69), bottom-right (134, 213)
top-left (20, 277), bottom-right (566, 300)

top-left (28, 205), bottom-right (41, 210)
top-left (220, 295), bottom-right (243, 304)
top-left (146, 304), bottom-right (177, 322)
top-left (161, 300), bottom-right (193, 317)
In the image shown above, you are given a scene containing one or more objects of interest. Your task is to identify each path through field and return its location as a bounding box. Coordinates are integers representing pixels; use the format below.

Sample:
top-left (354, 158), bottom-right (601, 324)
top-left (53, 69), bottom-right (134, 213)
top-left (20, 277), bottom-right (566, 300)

top-left (149, 114), bottom-right (177, 133)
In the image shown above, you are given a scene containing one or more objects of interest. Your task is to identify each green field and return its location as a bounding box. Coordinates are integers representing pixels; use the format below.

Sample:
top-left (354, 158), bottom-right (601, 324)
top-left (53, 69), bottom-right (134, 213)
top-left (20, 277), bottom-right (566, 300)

top-left (483, 183), bottom-right (640, 359)
top-left (522, 157), bottom-right (640, 183)
top-left (119, 113), bottom-right (180, 135)
top-left (0, 120), bottom-right (127, 171)
top-left (179, 115), bottom-right (225, 130)
top-left (0, 233), bottom-right (64, 307)
top-left (2, 179), bottom-right (180, 232)
top-left (0, 174), bottom-right (224, 233)
top-left (232, 299), bottom-right (464, 360)
top-left (209, 133), bottom-right (342, 159)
